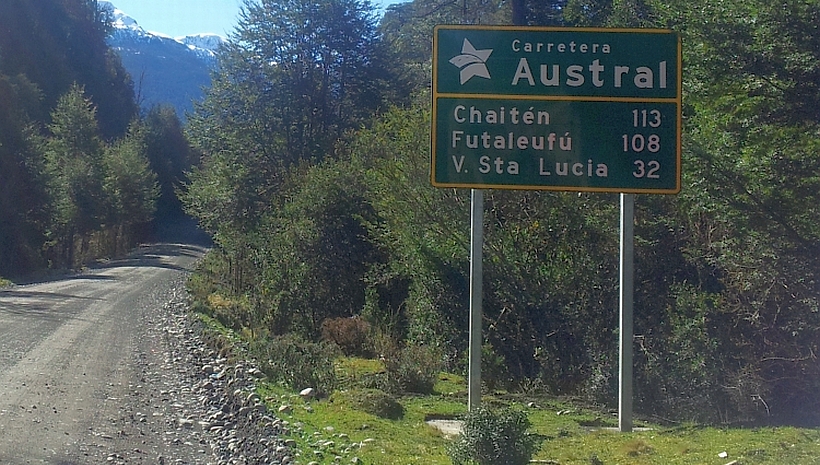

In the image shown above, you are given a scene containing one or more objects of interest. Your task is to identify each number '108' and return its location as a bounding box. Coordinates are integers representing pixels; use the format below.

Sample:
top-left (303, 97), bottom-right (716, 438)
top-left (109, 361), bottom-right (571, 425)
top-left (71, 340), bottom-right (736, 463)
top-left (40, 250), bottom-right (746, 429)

top-left (623, 134), bottom-right (660, 153)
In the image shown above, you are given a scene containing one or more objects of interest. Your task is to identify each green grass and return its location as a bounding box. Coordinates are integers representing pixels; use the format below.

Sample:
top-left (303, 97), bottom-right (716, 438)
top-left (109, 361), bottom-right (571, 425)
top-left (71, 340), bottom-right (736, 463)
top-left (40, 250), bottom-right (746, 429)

top-left (257, 361), bottom-right (820, 465)
top-left (195, 315), bottom-right (820, 465)
top-left (534, 423), bottom-right (820, 465)
top-left (258, 367), bottom-right (465, 465)
top-left (268, 372), bottom-right (820, 465)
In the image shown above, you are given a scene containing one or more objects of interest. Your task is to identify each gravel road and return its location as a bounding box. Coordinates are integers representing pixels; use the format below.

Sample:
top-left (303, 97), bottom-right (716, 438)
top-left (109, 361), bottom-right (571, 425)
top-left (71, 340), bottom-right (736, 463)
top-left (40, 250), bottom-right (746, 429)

top-left (0, 235), bottom-right (292, 465)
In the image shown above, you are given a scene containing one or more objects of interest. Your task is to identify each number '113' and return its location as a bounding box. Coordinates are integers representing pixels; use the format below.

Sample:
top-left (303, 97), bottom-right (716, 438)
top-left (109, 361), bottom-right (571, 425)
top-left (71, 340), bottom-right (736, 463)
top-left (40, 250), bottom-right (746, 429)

top-left (633, 109), bottom-right (662, 128)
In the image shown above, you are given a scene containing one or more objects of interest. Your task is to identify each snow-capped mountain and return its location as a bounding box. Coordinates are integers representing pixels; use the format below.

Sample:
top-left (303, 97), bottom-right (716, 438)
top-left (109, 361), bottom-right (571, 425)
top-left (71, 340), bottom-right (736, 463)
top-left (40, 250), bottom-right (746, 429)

top-left (100, 1), bottom-right (226, 116)
top-left (106, 1), bottom-right (140, 31)
top-left (178, 34), bottom-right (227, 58)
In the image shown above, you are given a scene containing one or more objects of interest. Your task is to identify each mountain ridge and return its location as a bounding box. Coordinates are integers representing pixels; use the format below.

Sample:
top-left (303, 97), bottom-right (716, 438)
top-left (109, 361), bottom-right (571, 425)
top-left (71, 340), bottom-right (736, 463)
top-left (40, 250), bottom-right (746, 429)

top-left (100, 0), bottom-right (225, 116)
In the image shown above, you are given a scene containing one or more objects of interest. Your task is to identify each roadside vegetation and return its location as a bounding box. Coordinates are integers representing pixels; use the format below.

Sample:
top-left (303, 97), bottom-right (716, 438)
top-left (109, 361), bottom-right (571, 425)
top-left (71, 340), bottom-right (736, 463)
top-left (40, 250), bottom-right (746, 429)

top-left (183, 0), bottom-right (820, 432)
top-left (193, 310), bottom-right (820, 464)
top-left (2, 0), bottom-right (820, 462)
top-left (179, 0), bottom-right (820, 435)
top-left (0, 1), bottom-right (196, 278)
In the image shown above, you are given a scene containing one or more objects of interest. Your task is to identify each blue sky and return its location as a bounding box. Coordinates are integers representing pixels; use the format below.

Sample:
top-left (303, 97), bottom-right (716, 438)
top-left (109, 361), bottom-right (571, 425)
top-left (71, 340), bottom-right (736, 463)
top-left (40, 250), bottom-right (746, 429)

top-left (110, 0), bottom-right (404, 38)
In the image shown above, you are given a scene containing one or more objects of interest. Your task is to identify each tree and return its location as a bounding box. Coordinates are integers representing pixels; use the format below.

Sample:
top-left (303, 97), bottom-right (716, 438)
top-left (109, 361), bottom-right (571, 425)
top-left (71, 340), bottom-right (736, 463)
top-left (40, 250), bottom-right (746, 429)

top-left (191, 0), bottom-right (395, 167)
top-left (0, 72), bottom-right (49, 275)
top-left (607, 0), bottom-right (820, 423)
top-left (43, 84), bottom-right (106, 266)
top-left (352, 98), bottom-right (470, 353)
top-left (0, 0), bottom-right (143, 275)
top-left (563, 0), bottom-right (655, 27)
top-left (254, 158), bottom-right (381, 338)
top-left (185, 0), bottom-right (399, 292)
top-left (659, 0), bottom-right (820, 127)
top-left (142, 106), bottom-right (195, 220)
top-left (497, 0), bottom-right (571, 25)
top-left (379, 0), bottom-right (510, 93)
top-left (0, 0), bottom-right (136, 139)
top-left (101, 121), bottom-right (159, 253)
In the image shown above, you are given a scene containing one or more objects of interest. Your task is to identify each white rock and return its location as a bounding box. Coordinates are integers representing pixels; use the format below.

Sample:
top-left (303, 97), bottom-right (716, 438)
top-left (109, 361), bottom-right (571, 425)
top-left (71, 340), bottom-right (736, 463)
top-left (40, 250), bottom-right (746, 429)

top-left (178, 418), bottom-right (195, 428)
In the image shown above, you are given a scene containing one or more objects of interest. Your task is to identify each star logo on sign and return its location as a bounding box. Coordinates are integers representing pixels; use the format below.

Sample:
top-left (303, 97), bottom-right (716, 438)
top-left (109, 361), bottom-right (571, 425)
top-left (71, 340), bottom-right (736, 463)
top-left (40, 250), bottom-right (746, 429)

top-left (449, 39), bottom-right (493, 84)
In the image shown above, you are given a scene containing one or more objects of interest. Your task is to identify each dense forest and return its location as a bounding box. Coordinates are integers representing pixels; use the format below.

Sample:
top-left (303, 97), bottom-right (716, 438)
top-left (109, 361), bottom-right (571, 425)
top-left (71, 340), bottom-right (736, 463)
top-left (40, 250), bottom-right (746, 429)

top-left (0, 0), bottom-right (194, 274)
top-left (2, 0), bottom-right (819, 426)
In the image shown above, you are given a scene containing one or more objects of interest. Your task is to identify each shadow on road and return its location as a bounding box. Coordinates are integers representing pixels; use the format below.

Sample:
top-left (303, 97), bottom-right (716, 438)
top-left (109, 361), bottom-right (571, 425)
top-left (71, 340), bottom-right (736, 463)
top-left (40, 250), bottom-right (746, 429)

top-left (0, 288), bottom-right (103, 321)
top-left (92, 242), bottom-right (208, 274)
top-left (150, 215), bottom-right (213, 247)
top-left (8, 216), bottom-right (212, 287)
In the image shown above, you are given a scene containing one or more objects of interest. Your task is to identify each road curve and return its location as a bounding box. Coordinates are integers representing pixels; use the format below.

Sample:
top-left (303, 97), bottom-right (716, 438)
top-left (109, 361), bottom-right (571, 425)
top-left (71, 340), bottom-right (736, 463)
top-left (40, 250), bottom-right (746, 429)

top-left (0, 241), bottom-right (207, 464)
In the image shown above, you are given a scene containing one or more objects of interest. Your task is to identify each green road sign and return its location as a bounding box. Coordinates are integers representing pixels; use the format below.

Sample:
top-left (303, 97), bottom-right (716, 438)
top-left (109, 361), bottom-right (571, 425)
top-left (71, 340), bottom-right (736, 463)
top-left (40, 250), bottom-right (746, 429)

top-left (432, 25), bottom-right (682, 193)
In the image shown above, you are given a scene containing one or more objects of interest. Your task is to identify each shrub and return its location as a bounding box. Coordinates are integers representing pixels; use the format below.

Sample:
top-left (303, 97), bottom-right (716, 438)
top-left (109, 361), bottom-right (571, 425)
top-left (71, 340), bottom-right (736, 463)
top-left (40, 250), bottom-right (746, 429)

top-left (384, 344), bottom-right (441, 395)
top-left (481, 343), bottom-right (511, 392)
top-left (250, 334), bottom-right (338, 395)
top-left (199, 321), bottom-right (240, 360)
top-left (619, 439), bottom-right (654, 457)
top-left (448, 407), bottom-right (539, 465)
top-left (334, 388), bottom-right (404, 420)
top-left (321, 316), bottom-right (372, 357)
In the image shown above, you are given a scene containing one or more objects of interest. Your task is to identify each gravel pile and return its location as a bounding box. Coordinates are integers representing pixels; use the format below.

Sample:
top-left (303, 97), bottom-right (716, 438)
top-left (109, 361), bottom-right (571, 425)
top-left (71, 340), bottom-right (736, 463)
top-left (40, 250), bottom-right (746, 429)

top-left (149, 295), bottom-right (295, 465)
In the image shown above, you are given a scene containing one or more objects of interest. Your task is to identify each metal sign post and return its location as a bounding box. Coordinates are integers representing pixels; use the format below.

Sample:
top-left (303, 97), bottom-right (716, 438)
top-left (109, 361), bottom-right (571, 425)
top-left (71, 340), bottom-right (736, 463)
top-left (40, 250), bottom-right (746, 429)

top-left (468, 189), bottom-right (484, 411)
top-left (619, 193), bottom-right (635, 432)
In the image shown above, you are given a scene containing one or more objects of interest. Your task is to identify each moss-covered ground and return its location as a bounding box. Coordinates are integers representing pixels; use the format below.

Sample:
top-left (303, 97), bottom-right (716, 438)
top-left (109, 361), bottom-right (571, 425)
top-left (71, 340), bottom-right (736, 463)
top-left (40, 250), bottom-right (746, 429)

top-left (197, 315), bottom-right (820, 465)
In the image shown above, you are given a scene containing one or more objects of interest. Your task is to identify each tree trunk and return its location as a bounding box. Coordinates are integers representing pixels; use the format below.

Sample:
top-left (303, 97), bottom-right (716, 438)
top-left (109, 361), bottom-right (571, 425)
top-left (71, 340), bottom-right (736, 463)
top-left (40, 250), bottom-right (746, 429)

top-left (511, 0), bottom-right (527, 25)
